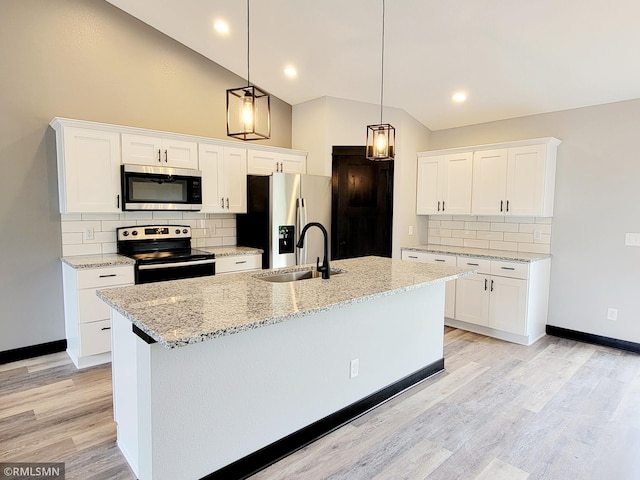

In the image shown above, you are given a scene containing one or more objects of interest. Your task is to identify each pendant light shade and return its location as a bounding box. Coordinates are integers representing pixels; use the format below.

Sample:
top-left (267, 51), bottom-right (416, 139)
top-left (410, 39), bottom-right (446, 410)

top-left (226, 0), bottom-right (271, 141)
top-left (366, 0), bottom-right (395, 161)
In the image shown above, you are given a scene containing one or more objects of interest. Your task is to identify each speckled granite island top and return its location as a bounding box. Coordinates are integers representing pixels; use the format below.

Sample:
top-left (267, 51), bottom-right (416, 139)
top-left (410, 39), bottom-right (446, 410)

top-left (402, 245), bottom-right (550, 262)
top-left (97, 256), bottom-right (473, 349)
top-left (61, 254), bottom-right (135, 269)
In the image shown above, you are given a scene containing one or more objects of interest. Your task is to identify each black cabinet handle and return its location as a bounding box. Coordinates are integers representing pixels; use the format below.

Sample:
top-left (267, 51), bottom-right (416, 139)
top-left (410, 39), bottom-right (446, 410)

top-left (437, 201), bottom-right (441, 212)
top-left (157, 149), bottom-right (161, 163)
top-left (116, 194), bottom-right (120, 208)
top-left (99, 274), bottom-right (117, 278)
top-left (466, 262), bottom-right (479, 266)
top-left (408, 255), bottom-right (418, 259)
top-left (484, 278), bottom-right (488, 291)
top-left (434, 259), bottom-right (445, 262)
top-left (235, 260), bottom-right (247, 264)
top-left (491, 279), bottom-right (494, 292)
top-left (101, 327), bottom-right (111, 331)
top-left (164, 149), bottom-right (168, 162)
top-left (500, 266), bottom-right (515, 271)
top-left (500, 200), bottom-right (504, 212)
top-left (506, 200), bottom-right (509, 212)
top-left (442, 201), bottom-right (445, 211)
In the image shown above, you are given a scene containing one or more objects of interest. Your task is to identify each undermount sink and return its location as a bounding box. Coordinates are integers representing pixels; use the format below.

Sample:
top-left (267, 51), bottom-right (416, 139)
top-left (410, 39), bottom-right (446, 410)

top-left (253, 268), bottom-right (345, 283)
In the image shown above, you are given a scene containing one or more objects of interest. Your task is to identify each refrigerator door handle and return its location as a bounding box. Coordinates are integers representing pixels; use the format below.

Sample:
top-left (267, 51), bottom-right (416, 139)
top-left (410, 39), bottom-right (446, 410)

top-left (300, 198), bottom-right (308, 265)
top-left (296, 198), bottom-right (302, 265)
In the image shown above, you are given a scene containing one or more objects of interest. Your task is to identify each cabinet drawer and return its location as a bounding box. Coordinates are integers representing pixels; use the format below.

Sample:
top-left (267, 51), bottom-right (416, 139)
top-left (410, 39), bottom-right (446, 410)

top-left (491, 260), bottom-right (529, 279)
top-left (420, 253), bottom-right (457, 266)
top-left (401, 250), bottom-right (430, 262)
top-left (76, 266), bottom-right (134, 289)
top-left (79, 319), bottom-right (111, 356)
top-left (216, 254), bottom-right (262, 274)
top-left (456, 256), bottom-right (491, 274)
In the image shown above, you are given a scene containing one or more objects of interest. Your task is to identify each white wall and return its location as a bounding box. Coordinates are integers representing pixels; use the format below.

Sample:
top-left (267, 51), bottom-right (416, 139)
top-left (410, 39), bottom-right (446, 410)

top-left (293, 96), bottom-right (431, 259)
top-left (429, 99), bottom-right (640, 344)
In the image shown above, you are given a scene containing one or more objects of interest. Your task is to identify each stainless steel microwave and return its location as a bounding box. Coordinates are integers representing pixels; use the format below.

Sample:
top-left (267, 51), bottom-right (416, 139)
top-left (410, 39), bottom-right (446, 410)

top-left (121, 164), bottom-right (202, 211)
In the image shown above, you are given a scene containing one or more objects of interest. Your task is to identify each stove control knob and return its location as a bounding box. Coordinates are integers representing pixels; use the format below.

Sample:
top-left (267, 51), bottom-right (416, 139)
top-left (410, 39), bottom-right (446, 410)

top-left (175, 229), bottom-right (181, 235)
top-left (132, 230), bottom-right (138, 236)
top-left (122, 231), bottom-right (129, 237)
top-left (182, 229), bottom-right (188, 234)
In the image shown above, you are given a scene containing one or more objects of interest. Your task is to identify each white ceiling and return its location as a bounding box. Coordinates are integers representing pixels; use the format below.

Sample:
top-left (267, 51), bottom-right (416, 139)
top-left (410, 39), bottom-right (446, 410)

top-left (105, 0), bottom-right (640, 131)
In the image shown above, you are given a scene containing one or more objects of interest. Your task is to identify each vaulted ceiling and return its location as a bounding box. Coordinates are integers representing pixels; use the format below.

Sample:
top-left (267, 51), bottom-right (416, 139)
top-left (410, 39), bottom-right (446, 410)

top-left (105, 0), bottom-right (640, 130)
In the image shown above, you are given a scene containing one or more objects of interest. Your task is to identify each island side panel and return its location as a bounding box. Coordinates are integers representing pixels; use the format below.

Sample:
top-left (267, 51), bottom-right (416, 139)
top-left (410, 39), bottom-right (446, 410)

top-left (123, 283), bottom-right (446, 480)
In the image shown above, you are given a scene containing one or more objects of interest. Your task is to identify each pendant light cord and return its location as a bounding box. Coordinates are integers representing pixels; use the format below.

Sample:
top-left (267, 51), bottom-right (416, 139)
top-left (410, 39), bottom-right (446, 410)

top-left (379, 0), bottom-right (385, 124)
top-left (247, 0), bottom-right (250, 87)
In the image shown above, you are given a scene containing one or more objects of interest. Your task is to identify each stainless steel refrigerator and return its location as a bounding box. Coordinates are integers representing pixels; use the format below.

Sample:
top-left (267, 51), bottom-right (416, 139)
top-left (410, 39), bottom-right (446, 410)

top-left (236, 173), bottom-right (331, 269)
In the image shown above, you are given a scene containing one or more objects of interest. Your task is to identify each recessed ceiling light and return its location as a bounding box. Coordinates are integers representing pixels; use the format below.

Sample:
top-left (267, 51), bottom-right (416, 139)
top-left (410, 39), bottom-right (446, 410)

top-left (284, 66), bottom-right (297, 78)
top-left (452, 92), bottom-right (467, 103)
top-left (213, 20), bottom-right (229, 34)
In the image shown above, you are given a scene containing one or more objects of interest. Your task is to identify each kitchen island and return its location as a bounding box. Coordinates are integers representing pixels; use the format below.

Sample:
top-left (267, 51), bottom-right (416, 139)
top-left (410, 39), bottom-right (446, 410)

top-left (97, 256), bottom-right (472, 480)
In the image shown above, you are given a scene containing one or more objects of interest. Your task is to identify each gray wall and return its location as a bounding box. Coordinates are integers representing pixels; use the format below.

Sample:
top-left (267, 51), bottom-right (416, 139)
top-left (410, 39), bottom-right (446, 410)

top-left (0, 0), bottom-right (292, 352)
top-left (430, 99), bottom-right (640, 344)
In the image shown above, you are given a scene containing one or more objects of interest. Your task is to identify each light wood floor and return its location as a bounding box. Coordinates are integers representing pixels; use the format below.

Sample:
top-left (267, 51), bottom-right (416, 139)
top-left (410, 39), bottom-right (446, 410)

top-left (2, 328), bottom-right (639, 479)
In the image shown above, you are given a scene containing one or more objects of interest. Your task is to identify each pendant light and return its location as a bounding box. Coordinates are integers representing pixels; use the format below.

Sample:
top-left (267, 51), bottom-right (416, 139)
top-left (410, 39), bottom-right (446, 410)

top-left (366, 0), bottom-right (395, 161)
top-left (227, 0), bottom-right (271, 141)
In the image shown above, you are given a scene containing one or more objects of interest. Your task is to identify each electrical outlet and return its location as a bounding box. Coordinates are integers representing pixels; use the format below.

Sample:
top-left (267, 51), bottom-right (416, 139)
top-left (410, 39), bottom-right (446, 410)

top-left (350, 358), bottom-right (359, 378)
top-left (534, 229), bottom-right (542, 241)
top-left (607, 308), bottom-right (618, 321)
top-left (408, 225), bottom-right (414, 236)
top-left (84, 227), bottom-right (95, 241)
top-left (625, 233), bottom-right (640, 246)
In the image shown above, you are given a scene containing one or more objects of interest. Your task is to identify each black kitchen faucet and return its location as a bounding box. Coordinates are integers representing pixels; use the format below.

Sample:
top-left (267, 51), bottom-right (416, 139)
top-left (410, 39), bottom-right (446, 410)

top-left (296, 222), bottom-right (330, 279)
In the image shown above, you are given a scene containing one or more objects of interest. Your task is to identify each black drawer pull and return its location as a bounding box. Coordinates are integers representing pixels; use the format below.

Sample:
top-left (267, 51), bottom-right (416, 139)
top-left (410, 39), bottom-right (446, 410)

top-left (236, 260), bottom-right (247, 264)
top-left (466, 263), bottom-right (479, 266)
top-left (99, 274), bottom-right (117, 278)
top-left (500, 266), bottom-right (515, 270)
top-left (484, 278), bottom-right (488, 290)
top-left (491, 279), bottom-right (494, 291)
top-left (408, 255), bottom-right (418, 259)
top-left (434, 259), bottom-right (445, 262)
top-left (101, 327), bottom-right (111, 331)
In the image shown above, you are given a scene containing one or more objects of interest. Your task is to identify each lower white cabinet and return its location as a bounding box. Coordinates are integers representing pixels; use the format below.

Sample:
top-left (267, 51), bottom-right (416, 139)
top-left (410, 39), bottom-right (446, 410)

top-left (400, 250), bottom-right (456, 318)
top-left (62, 263), bottom-right (134, 368)
top-left (401, 249), bottom-right (550, 345)
top-left (216, 254), bottom-right (262, 274)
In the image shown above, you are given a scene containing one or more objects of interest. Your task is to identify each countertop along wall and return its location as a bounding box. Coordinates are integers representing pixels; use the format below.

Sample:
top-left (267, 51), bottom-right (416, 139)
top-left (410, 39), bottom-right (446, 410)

top-left (428, 99), bottom-right (640, 345)
top-left (0, 0), bottom-right (292, 353)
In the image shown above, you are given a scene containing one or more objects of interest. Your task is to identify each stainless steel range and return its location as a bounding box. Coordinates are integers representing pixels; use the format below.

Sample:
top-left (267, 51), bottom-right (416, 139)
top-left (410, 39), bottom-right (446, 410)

top-left (117, 225), bottom-right (215, 284)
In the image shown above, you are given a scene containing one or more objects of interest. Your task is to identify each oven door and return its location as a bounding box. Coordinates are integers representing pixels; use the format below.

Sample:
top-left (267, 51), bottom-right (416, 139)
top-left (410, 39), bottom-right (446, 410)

top-left (136, 258), bottom-right (215, 284)
top-left (121, 164), bottom-right (202, 211)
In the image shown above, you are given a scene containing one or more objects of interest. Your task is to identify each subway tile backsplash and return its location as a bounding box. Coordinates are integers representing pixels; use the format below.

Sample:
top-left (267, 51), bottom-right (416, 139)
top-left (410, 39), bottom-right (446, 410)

top-left (60, 212), bottom-right (237, 257)
top-left (427, 215), bottom-right (552, 254)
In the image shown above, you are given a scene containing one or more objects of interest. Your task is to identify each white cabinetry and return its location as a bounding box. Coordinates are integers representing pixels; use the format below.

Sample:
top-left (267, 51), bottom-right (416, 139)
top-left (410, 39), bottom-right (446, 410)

top-left (471, 140), bottom-right (559, 217)
top-left (62, 263), bottom-right (134, 368)
top-left (452, 256), bottom-right (549, 345)
top-left (216, 254), bottom-right (262, 274)
top-left (417, 137), bottom-right (560, 217)
top-left (401, 250), bottom-right (456, 317)
top-left (51, 122), bottom-right (121, 213)
top-left (247, 149), bottom-right (306, 175)
top-left (416, 152), bottom-right (472, 215)
top-left (199, 143), bottom-right (247, 213)
top-left (122, 133), bottom-right (198, 169)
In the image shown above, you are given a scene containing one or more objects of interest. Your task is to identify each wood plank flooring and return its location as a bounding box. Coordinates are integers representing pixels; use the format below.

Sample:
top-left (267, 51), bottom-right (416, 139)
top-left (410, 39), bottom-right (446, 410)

top-left (1, 328), bottom-right (639, 479)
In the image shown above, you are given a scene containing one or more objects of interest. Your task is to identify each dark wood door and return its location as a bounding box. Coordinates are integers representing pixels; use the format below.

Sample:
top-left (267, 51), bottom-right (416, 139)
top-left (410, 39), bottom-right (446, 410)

top-left (331, 146), bottom-right (393, 260)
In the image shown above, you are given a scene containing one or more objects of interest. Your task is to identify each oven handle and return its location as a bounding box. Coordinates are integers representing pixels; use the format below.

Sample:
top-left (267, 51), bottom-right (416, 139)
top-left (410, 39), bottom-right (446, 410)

top-left (138, 259), bottom-right (216, 270)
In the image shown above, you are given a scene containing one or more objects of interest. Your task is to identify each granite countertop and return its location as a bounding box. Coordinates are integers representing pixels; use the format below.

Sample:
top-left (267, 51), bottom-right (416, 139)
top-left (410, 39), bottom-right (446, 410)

top-left (97, 256), bottom-right (473, 349)
top-left (61, 246), bottom-right (262, 269)
top-left (200, 246), bottom-right (263, 257)
top-left (402, 245), bottom-right (550, 262)
top-left (61, 254), bottom-right (135, 269)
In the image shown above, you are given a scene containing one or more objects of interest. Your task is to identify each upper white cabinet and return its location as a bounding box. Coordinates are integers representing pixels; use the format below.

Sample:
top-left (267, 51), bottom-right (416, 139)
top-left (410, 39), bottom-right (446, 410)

top-left (51, 121), bottom-right (122, 213)
top-left (199, 143), bottom-right (247, 213)
top-left (121, 133), bottom-right (198, 169)
top-left (472, 142), bottom-right (557, 216)
top-left (416, 152), bottom-right (472, 215)
top-left (417, 137), bottom-right (560, 217)
top-left (247, 149), bottom-right (306, 175)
